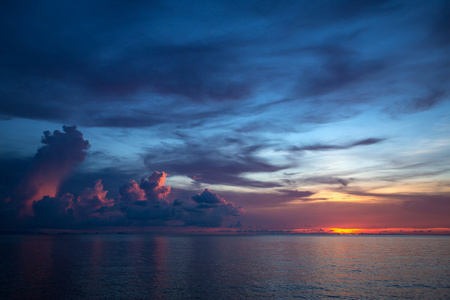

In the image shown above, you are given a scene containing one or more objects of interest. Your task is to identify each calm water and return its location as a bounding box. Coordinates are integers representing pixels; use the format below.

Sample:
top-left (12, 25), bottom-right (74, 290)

top-left (0, 234), bottom-right (449, 299)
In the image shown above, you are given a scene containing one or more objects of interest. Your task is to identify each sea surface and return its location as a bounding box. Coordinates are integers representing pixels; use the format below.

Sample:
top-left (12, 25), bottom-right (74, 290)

top-left (0, 234), bottom-right (449, 299)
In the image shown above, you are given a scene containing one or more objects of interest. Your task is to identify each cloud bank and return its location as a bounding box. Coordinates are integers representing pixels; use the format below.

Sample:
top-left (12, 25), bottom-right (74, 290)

top-left (0, 126), bottom-right (243, 229)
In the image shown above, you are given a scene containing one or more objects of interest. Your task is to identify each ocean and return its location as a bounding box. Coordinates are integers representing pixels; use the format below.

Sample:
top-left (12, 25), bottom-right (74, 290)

top-left (0, 234), bottom-right (449, 299)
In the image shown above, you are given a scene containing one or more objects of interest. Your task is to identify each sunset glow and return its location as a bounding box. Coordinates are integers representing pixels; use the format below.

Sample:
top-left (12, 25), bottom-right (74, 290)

top-left (0, 0), bottom-right (449, 234)
top-left (1, 2), bottom-right (449, 299)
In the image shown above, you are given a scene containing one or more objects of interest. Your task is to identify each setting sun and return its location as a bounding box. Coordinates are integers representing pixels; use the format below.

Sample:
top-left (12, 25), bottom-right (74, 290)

top-left (328, 228), bottom-right (363, 235)
top-left (1, 1), bottom-right (449, 299)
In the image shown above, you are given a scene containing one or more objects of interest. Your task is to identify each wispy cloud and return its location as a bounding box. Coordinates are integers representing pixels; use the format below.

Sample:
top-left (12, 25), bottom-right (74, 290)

top-left (288, 138), bottom-right (385, 152)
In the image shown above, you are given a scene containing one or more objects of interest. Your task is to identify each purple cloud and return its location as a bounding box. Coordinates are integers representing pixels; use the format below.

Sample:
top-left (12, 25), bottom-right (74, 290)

top-left (13, 126), bottom-right (90, 216)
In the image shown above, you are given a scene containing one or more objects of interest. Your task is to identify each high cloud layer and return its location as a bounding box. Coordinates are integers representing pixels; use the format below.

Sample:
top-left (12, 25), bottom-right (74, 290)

top-left (0, 1), bottom-right (448, 129)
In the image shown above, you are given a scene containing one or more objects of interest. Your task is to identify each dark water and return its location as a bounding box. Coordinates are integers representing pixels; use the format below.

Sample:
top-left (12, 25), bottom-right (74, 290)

top-left (0, 234), bottom-right (449, 299)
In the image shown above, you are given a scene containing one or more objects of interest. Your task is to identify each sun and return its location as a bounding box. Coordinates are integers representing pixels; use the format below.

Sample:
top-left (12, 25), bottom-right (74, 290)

top-left (329, 228), bottom-right (362, 235)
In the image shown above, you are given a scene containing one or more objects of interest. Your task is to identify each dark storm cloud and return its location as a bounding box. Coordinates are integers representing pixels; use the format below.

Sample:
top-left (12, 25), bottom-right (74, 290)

top-left (288, 138), bottom-right (384, 152)
top-left (192, 189), bottom-right (223, 204)
top-left (0, 126), bottom-right (243, 229)
top-left (31, 175), bottom-right (242, 228)
top-left (183, 189), bottom-right (243, 227)
top-left (28, 180), bottom-right (121, 228)
top-left (31, 194), bottom-right (74, 228)
top-left (0, 126), bottom-right (246, 229)
top-left (28, 179), bottom-right (122, 228)
top-left (58, 166), bottom-right (142, 199)
top-left (36, 126), bottom-right (90, 164)
top-left (14, 126), bottom-right (90, 215)
top-left (10, 172), bottom-right (244, 229)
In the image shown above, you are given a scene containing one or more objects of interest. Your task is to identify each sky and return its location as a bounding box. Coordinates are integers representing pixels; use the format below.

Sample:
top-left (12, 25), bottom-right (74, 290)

top-left (0, 0), bottom-right (449, 234)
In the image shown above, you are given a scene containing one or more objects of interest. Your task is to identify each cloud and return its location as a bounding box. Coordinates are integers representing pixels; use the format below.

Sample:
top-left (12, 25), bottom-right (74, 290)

top-left (117, 180), bottom-right (243, 227)
top-left (118, 172), bottom-right (175, 223)
top-left (26, 173), bottom-right (243, 228)
top-left (31, 194), bottom-right (74, 228)
top-left (277, 189), bottom-right (315, 198)
top-left (13, 126), bottom-right (90, 215)
top-left (192, 189), bottom-right (223, 204)
top-left (29, 178), bottom-right (118, 228)
top-left (71, 179), bottom-right (114, 219)
top-left (143, 137), bottom-right (287, 188)
top-left (29, 184), bottom-right (122, 229)
top-left (1, 2), bottom-right (449, 232)
top-left (298, 52), bottom-right (386, 98)
top-left (288, 138), bottom-right (385, 152)
top-left (139, 172), bottom-right (171, 202)
top-left (0, 0), bottom-right (447, 133)
top-left (213, 188), bottom-right (318, 209)
top-left (303, 177), bottom-right (350, 187)
top-left (182, 189), bottom-right (244, 227)
top-left (0, 126), bottom-right (243, 229)
top-left (119, 172), bottom-right (171, 205)
top-left (429, 1), bottom-right (450, 47)
top-left (0, 3), bottom-right (257, 128)
top-left (384, 90), bottom-right (447, 115)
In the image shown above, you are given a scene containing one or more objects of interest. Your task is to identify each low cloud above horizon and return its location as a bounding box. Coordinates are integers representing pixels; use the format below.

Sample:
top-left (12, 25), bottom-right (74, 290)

top-left (0, 1), bottom-right (449, 233)
top-left (0, 125), bottom-right (448, 233)
top-left (1, 126), bottom-right (243, 229)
